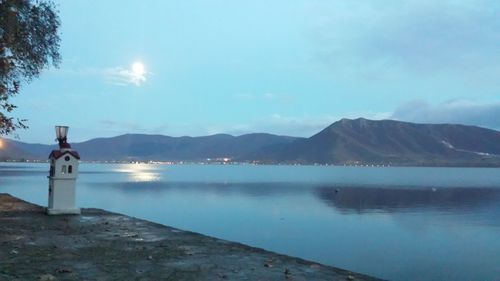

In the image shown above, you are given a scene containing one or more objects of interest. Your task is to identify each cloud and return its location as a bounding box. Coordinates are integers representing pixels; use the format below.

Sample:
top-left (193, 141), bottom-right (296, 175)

top-left (310, 0), bottom-right (500, 80)
top-left (391, 100), bottom-right (500, 130)
top-left (99, 120), bottom-right (169, 135)
top-left (226, 115), bottom-right (338, 137)
top-left (57, 65), bottom-right (149, 86)
top-left (102, 66), bottom-right (147, 86)
top-left (233, 93), bottom-right (295, 104)
top-left (100, 120), bottom-right (145, 131)
top-left (208, 111), bottom-right (390, 137)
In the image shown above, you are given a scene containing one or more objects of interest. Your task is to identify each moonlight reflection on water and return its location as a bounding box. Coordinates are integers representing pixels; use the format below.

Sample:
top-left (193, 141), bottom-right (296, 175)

top-left (112, 164), bottom-right (161, 182)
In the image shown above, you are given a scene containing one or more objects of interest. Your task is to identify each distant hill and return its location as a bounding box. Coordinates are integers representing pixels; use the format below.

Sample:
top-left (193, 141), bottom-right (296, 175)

top-left (72, 133), bottom-right (298, 161)
top-left (248, 118), bottom-right (500, 166)
top-left (0, 139), bottom-right (56, 161)
top-left (1, 133), bottom-right (298, 162)
top-left (2, 118), bottom-right (500, 166)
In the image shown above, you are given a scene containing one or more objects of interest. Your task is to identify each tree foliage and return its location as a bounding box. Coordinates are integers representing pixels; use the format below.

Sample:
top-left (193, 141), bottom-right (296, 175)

top-left (0, 0), bottom-right (60, 135)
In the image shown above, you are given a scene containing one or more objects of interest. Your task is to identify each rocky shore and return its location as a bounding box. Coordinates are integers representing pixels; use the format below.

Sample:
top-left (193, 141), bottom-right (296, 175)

top-left (0, 193), bottom-right (383, 281)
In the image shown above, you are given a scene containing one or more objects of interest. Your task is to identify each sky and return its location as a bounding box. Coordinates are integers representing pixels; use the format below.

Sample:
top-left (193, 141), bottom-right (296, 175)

top-left (10, 0), bottom-right (500, 143)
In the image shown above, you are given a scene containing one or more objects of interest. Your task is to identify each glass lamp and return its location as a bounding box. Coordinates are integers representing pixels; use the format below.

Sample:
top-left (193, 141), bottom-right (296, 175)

top-left (55, 126), bottom-right (69, 140)
top-left (55, 126), bottom-right (69, 147)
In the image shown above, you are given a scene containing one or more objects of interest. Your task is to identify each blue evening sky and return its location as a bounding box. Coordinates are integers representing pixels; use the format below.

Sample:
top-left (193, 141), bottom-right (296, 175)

top-left (11, 0), bottom-right (500, 143)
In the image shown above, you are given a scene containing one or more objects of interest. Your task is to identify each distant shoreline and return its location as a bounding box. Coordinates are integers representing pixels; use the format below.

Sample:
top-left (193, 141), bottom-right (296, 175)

top-left (1, 159), bottom-right (500, 168)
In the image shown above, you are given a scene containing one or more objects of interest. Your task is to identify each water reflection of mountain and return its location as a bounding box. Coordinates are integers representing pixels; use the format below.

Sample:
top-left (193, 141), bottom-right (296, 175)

top-left (316, 186), bottom-right (500, 214)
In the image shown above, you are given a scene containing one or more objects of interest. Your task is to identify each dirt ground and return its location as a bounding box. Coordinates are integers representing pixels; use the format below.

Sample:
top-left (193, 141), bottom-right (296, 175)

top-left (0, 193), bottom-right (383, 281)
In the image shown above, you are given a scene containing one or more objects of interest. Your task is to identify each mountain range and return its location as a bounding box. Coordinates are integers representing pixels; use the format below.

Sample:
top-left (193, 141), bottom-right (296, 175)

top-left (1, 118), bottom-right (500, 166)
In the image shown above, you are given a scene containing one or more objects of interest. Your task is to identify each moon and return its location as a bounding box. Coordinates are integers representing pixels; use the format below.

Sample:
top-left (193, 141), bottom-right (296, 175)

top-left (132, 61), bottom-right (145, 76)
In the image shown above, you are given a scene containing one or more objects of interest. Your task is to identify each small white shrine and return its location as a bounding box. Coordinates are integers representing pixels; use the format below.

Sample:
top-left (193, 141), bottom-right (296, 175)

top-left (47, 126), bottom-right (81, 215)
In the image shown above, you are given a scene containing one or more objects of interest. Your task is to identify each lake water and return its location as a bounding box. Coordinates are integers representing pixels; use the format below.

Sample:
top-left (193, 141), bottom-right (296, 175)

top-left (1, 163), bottom-right (500, 281)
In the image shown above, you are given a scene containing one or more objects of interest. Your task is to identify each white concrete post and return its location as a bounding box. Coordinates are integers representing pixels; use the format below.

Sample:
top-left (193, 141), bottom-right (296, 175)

top-left (47, 126), bottom-right (81, 215)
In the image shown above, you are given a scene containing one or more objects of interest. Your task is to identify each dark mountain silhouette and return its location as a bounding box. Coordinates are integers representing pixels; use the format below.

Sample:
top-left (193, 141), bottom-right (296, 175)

top-left (2, 118), bottom-right (500, 166)
top-left (1, 133), bottom-right (297, 162)
top-left (0, 139), bottom-right (55, 160)
top-left (72, 133), bottom-right (298, 161)
top-left (248, 118), bottom-right (500, 166)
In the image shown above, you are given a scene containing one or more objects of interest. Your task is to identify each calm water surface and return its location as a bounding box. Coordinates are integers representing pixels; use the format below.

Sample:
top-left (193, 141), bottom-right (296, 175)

top-left (1, 163), bottom-right (500, 281)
